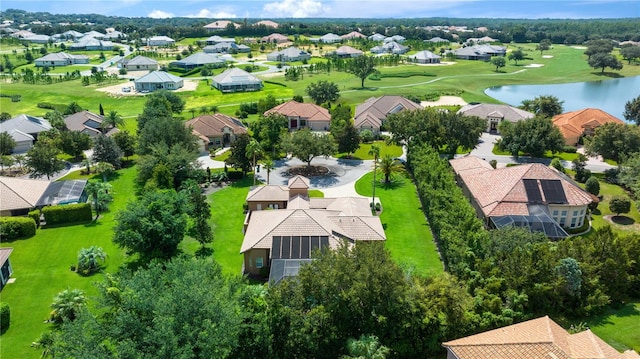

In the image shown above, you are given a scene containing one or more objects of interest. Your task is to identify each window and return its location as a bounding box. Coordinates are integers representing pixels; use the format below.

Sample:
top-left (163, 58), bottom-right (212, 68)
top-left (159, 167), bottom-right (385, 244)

top-left (268, 204), bottom-right (279, 209)
top-left (559, 217), bottom-right (566, 226)
top-left (570, 217), bottom-right (577, 228)
top-left (300, 119), bottom-right (307, 127)
top-left (573, 210), bottom-right (578, 217)
top-left (580, 209), bottom-right (585, 215)
top-left (552, 210), bottom-right (559, 216)
top-left (256, 257), bottom-right (263, 268)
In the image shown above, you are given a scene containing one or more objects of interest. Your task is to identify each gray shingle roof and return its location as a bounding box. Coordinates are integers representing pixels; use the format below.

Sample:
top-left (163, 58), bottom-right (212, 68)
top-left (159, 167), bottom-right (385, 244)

top-left (212, 68), bottom-right (262, 86)
top-left (135, 71), bottom-right (183, 84)
top-left (0, 114), bottom-right (51, 135)
top-left (175, 52), bottom-right (225, 66)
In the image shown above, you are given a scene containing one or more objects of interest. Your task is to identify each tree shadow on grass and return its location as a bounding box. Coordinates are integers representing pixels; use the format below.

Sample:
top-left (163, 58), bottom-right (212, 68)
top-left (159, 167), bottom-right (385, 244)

top-left (376, 179), bottom-right (405, 191)
top-left (583, 302), bottom-right (640, 328)
top-left (592, 71), bottom-right (623, 78)
top-left (611, 215), bottom-right (635, 225)
top-left (195, 246), bottom-right (214, 258)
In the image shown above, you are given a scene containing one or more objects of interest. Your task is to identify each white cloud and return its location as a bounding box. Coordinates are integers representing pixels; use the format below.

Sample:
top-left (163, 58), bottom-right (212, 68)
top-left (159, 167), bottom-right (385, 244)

top-left (148, 9), bottom-right (174, 18)
top-left (185, 9), bottom-right (237, 18)
top-left (263, 0), bottom-right (326, 18)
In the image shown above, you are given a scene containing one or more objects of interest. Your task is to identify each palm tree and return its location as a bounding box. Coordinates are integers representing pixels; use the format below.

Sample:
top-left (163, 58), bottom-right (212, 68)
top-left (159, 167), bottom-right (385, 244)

top-left (85, 180), bottom-right (112, 220)
top-left (50, 288), bottom-right (86, 324)
top-left (368, 145), bottom-right (380, 215)
top-left (246, 139), bottom-right (263, 186)
top-left (65, 102), bottom-right (83, 115)
top-left (344, 334), bottom-right (390, 359)
top-left (95, 161), bottom-right (114, 182)
top-left (81, 157), bottom-right (93, 174)
top-left (377, 154), bottom-right (404, 184)
top-left (13, 154), bottom-right (26, 174)
top-left (77, 246), bottom-right (107, 275)
top-left (262, 158), bottom-right (275, 184)
top-left (32, 331), bottom-right (55, 358)
top-left (102, 110), bottom-right (124, 133)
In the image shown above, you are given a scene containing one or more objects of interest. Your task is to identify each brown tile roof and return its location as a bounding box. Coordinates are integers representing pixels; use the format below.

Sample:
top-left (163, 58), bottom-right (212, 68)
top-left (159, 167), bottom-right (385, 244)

top-left (260, 33), bottom-right (289, 43)
top-left (552, 108), bottom-right (624, 141)
top-left (334, 45), bottom-right (363, 56)
top-left (443, 316), bottom-right (639, 359)
top-left (254, 20), bottom-right (279, 28)
top-left (0, 176), bottom-right (51, 212)
top-left (288, 175), bottom-right (310, 189)
top-left (264, 101), bottom-right (331, 122)
top-left (341, 31), bottom-right (367, 39)
top-left (449, 156), bottom-right (593, 217)
top-left (203, 20), bottom-right (240, 30)
top-left (354, 96), bottom-right (423, 129)
top-left (457, 103), bottom-right (534, 122)
top-left (246, 185), bottom-right (290, 202)
top-left (185, 113), bottom-right (247, 139)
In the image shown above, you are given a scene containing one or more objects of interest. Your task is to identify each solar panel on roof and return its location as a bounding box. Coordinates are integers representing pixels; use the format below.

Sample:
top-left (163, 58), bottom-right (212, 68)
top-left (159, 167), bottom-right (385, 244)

top-left (540, 179), bottom-right (568, 204)
top-left (291, 236), bottom-right (301, 259)
top-left (272, 236), bottom-right (282, 259)
top-left (281, 236), bottom-right (291, 259)
top-left (523, 179), bottom-right (543, 203)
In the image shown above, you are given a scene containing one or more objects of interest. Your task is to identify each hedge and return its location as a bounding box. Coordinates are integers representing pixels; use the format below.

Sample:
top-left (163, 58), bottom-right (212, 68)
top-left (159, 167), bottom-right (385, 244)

top-left (0, 217), bottom-right (36, 239)
top-left (0, 302), bottom-right (9, 330)
top-left (28, 210), bottom-right (40, 227)
top-left (42, 203), bottom-right (92, 225)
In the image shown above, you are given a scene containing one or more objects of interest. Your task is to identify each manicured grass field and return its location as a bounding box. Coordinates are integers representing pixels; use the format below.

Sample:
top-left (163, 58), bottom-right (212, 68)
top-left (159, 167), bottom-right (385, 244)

top-left (355, 172), bottom-right (443, 277)
top-left (0, 166), bottom-right (136, 359)
top-left (337, 140), bottom-right (403, 160)
top-left (492, 144), bottom-right (581, 161)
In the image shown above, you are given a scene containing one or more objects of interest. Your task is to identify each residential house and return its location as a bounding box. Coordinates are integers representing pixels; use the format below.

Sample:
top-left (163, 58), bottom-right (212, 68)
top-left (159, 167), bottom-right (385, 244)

top-left (319, 33), bottom-right (342, 43)
top-left (241, 175), bottom-right (386, 282)
top-left (211, 68), bottom-right (263, 93)
top-left (10, 30), bottom-right (35, 38)
top-left (368, 33), bottom-right (386, 41)
top-left (266, 47), bottom-right (311, 62)
top-left (260, 33), bottom-right (290, 43)
top-left (83, 30), bottom-right (105, 39)
top-left (455, 44), bottom-right (506, 60)
top-left (425, 37), bottom-right (449, 43)
top-left (408, 50), bottom-right (441, 63)
top-left (170, 52), bottom-right (225, 69)
top-left (185, 113), bottom-right (248, 152)
top-left (370, 41), bottom-right (408, 54)
top-left (466, 36), bottom-right (498, 44)
top-left (254, 20), bottom-right (279, 28)
top-left (552, 108), bottom-right (625, 146)
top-left (0, 177), bottom-right (88, 216)
top-left (341, 31), bottom-right (366, 40)
top-left (449, 156), bottom-right (594, 238)
top-left (0, 114), bottom-right (52, 152)
top-left (203, 20), bottom-right (241, 32)
top-left (354, 95), bottom-right (423, 135)
top-left (0, 248), bottom-right (14, 291)
top-left (61, 30), bottom-right (84, 40)
top-left (146, 36), bottom-right (175, 47)
top-left (102, 30), bottom-right (126, 40)
top-left (457, 103), bottom-right (534, 133)
top-left (64, 110), bottom-right (118, 138)
top-left (384, 35), bottom-right (406, 43)
top-left (24, 34), bottom-right (50, 44)
top-left (264, 100), bottom-right (331, 131)
top-left (443, 316), bottom-right (640, 359)
top-left (134, 71), bottom-right (183, 92)
top-left (203, 42), bottom-right (250, 54)
top-left (330, 45), bottom-right (363, 58)
top-left (118, 55), bottom-right (158, 71)
top-left (205, 35), bottom-right (236, 45)
top-left (69, 37), bottom-right (113, 51)
top-left (34, 52), bottom-right (89, 67)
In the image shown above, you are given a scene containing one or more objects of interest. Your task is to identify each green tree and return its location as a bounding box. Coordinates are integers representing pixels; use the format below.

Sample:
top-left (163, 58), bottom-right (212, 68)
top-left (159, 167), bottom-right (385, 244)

top-left (585, 122), bottom-right (640, 162)
top-left (550, 158), bottom-right (565, 173)
top-left (112, 130), bottom-right (136, 159)
top-left (498, 117), bottom-right (564, 158)
top-left (609, 196), bottom-right (631, 217)
top-left (584, 39), bottom-right (614, 59)
top-left (181, 180), bottom-right (214, 247)
top-left (585, 176), bottom-right (600, 196)
top-left (369, 144), bottom-right (380, 213)
top-left (25, 51), bottom-right (34, 63)
top-left (137, 115), bottom-right (198, 156)
top-left (246, 139), bottom-right (263, 185)
top-left (44, 110), bottom-right (66, 131)
top-left (623, 95), bottom-right (640, 125)
top-left (555, 257), bottom-right (582, 297)
top-left (25, 144), bottom-right (65, 180)
top-left (305, 80), bottom-right (340, 105)
top-left (508, 48), bottom-right (525, 64)
top-left (113, 189), bottom-right (188, 260)
top-left (332, 120), bottom-right (361, 156)
top-left (59, 131), bottom-right (92, 159)
top-left (491, 56), bottom-right (505, 71)
top-left (77, 246), bottom-right (107, 275)
top-left (0, 155), bottom-right (14, 174)
top-left (50, 288), bottom-right (86, 324)
top-left (64, 102), bottom-right (84, 115)
top-left (136, 143), bottom-right (200, 190)
top-left (85, 180), bottom-right (112, 220)
top-left (262, 158), bottom-right (275, 185)
top-left (520, 95), bottom-right (564, 118)
top-left (572, 154), bottom-right (591, 183)
top-left (588, 52), bottom-right (623, 73)
top-left (13, 154), bottom-right (25, 173)
top-left (257, 94), bottom-right (279, 114)
top-left (102, 110), bottom-right (124, 133)
top-left (95, 161), bottom-right (115, 183)
top-left (0, 131), bottom-right (16, 155)
top-left (377, 154), bottom-right (404, 184)
top-left (92, 135), bottom-right (122, 169)
top-left (620, 44), bottom-right (640, 65)
top-left (251, 113), bottom-right (288, 156)
top-left (344, 335), bottom-right (390, 359)
top-left (618, 154), bottom-right (640, 203)
top-left (537, 39), bottom-right (551, 55)
top-left (282, 128), bottom-right (337, 167)
top-left (0, 112), bottom-right (11, 121)
top-left (346, 54), bottom-right (376, 88)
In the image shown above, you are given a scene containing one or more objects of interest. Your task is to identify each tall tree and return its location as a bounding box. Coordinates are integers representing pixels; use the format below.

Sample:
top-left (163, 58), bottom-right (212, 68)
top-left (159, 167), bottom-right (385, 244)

top-left (331, 119), bottom-right (361, 157)
top-left (181, 180), bottom-right (214, 247)
top-left (345, 335), bottom-right (390, 359)
top-left (369, 144), bottom-right (380, 214)
top-left (585, 122), bottom-right (640, 162)
top-left (491, 56), bottom-right (505, 71)
top-left (508, 48), bottom-right (525, 64)
top-left (520, 95), bottom-right (564, 118)
top-left (246, 139), bottom-right (263, 185)
top-left (537, 39), bottom-right (551, 55)
top-left (346, 55), bottom-right (377, 88)
top-left (102, 110), bottom-right (124, 133)
top-left (112, 130), bottom-right (136, 159)
top-left (305, 80), bottom-right (340, 105)
top-left (0, 131), bottom-right (16, 155)
top-left (282, 129), bottom-right (337, 167)
top-left (84, 180), bottom-right (112, 220)
top-left (59, 130), bottom-right (92, 159)
top-left (583, 39), bottom-right (614, 59)
top-left (498, 117), bottom-right (564, 158)
top-left (377, 154), bottom-right (404, 183)
top-left (92, 135), bottom-right (123, 169)
top-left (623, 95), bottom-right (640, 125)
top-left (250, 113), bottom-right (288, 156)
top-left (43, 110), bottom-right (66, 131)
top-left (113, 189), bottom-right (188, 260)
top-left (620, 45), bottom-right (640, 65)
top-left (226, 134), bottom-right (252, 175)
top-left (25, 144), bottom-right (65, 180)
top-left (64, 102), bottom-right (84, 115)
top-left (262, 158), bottom-right (275, 185)
top-left (609, 196), bottom-right (631, 217)
top-left (588, 52), bottom-right (623, 73)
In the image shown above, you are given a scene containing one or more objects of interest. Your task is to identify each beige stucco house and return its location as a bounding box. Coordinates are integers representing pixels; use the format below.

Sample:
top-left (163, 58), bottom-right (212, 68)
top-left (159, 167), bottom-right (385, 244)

top-left (185, 113), bottom-right (248, 152)
top-left (264, 100), bottom-right (331, 131)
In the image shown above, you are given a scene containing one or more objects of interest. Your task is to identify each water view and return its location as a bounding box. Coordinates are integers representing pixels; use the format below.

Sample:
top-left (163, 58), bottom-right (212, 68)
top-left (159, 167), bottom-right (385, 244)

top-left (485, 76), bottom-right (640, 121)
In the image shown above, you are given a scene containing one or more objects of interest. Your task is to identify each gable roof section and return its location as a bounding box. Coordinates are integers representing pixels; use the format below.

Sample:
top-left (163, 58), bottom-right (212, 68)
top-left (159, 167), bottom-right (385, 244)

top-left (212, 68), bottom-right (262, 86)
top-left (254, 20), bottom-right (279, 28)
top-left (123, 55), bottom-right (157, 66)
top-left (0, 176), bottom-right (52, 212)
top-left (409, 50), bottom-right (441, 60)
top-left (246, 185), bottom-right (290, 202)
top-left (0, 248), bottom-right (13, 267)
top-left (64, 110), bottom-right (104, 134)
top-left (261, 33), bottom-right (289, 42)
top-left (341, 31), bottom-right (366, 39)
top-left (552, 108), bottom-right (624, 140)
top-left (265, 101), bottom-right (331, 122)
top-left (174, 52), bottom-right (224, 66)
top-left (334, 45), bottom-right (363, 56)
top-left (135, 71), bottom-right (182, 84)
top-left (457, 103), bottom-right (534, 122)
top-left (443, 316), bottom-right (640, 359)
top-left (354, 95), bottom-right (422, 128)
top-left (185, 113), bottom-right (248, 140)
top-left (288, 175), bottom-right (310, 189)
top-left (1, 114), bottom-right (51, 135)
top-left (204, 20), bottom-right (240, 30)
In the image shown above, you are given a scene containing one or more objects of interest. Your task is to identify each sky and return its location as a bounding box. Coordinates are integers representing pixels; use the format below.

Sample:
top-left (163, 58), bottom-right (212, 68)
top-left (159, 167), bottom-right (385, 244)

top-left (1, 0), bottom-right (639, 19)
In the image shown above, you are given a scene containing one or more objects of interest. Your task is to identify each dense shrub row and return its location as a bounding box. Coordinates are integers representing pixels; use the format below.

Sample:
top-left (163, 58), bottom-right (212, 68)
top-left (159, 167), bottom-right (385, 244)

top-left (0, 217), bottom-right (37, 239)
top-left (0, 302), bottom-right (9, 330)
top-left (42, 203), bottom-right (92, 226)
top-left (28, 210), bottom-right (40, 226)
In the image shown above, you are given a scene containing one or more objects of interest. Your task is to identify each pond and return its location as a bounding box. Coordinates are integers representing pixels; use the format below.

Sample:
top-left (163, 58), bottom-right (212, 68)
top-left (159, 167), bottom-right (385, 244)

top-left (485, 76), bottom-right (640, 121)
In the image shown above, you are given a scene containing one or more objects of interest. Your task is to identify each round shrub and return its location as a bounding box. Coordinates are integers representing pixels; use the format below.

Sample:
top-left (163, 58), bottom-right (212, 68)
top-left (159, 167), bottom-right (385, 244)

top-left (360, 129), bottom-right (374, 143)
top-left (0, 216), bottom-right (36, 239)
top-left (609, 196), bottom-right (631, 216)
top-left (585, 177), bottom-right (600, 196)
top-left (0, 302), bottom-right (10, 330)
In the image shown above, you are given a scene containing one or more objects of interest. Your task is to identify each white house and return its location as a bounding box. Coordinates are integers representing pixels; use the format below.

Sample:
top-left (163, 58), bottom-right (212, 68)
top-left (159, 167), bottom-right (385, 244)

top-left (146, 36), bottom-right (175, 47)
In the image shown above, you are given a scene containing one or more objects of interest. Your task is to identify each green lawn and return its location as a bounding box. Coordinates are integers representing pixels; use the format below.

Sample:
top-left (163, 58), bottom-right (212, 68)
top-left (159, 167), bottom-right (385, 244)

top-left (492, 144), bottom-right (580, 161)
top-left (337, 140), bottom-right (403, 160)
top-left (355, 172), bottom-right (443, 277)
top-left (0, 166), bottom-right (136, 359)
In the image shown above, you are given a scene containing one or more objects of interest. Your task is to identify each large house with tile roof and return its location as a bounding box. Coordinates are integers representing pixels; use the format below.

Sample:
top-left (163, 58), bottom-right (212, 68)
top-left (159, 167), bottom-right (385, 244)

top-left (203, 20), bottom-right (241, 32)
top-left (443, 316), bottom-right (640, 359)
top-left (241, 175), bottom-right (386, 282)
top-left (457, 103), bottom-right (534, 133)
top-left (253, 20), bottom-right (279, 28)
top-left (211, 68), bottom-right (263, 93)
top-left (264, 100), bottom-right (331, 131)
top-left (341, 31), bottom-right (366, 40)
top-left (266, 46), bottom-right (311, 62)
top-left (134, 71), bottom-right (183, 92)
top-left (118, 55), bottom-right (158, 71)
top-left (450, 156), bottom-right (594, 238)
top-left (34, 52), bottom-right (89, 67)
top-left (170, 52), bottom-right (226, 69)
top-left (64, 110), bottom-right (118, 138)
top-left (185, 113), bottom-right (248, 152)
top-left (354, 95), bottom-right (423, 135)
top-left (330, 45), bottom-right (363, 58)
top-left (552, 108), bottom-right (624, 146)
top-left (0, 114), bottom-right (52, 152)
top-left (408, 50), bottom-right (441, 64)
top-left (260, 33), bottom-right (290, 43)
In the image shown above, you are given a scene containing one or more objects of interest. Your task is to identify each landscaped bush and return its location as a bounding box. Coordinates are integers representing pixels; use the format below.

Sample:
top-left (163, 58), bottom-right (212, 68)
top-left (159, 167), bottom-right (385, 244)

top-left (562, 145), bottom-right (577, 153)
top-left (28, 210), bottom-right (40, 227)
top-left (360, 129), bottom-right (374, 143)
top-left (0, 216), bottom-right (36, 239)
top-left (585, 176), bottom-right (600, 196)
top-left (37, 102), bottom-right (65, 112)
top-left (42, 203), bottom-right (92, 226)
top-left (0, 302), bottom-right (10, 330)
